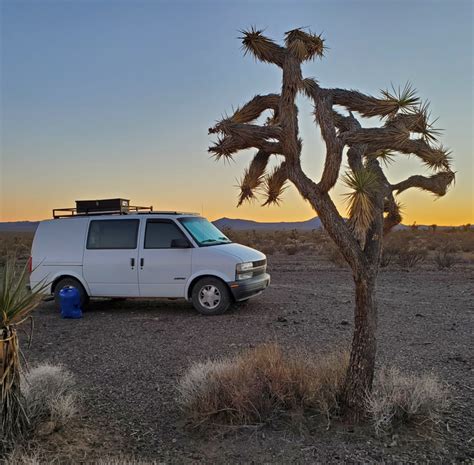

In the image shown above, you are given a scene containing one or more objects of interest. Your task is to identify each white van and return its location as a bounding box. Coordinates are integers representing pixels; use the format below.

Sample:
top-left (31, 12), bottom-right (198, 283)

top-left (30, 207), bottom-right (270, 316)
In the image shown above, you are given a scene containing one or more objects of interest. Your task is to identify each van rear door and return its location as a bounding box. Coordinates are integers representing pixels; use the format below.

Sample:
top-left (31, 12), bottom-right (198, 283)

top-left (83, 218), bottom-right (140, 297)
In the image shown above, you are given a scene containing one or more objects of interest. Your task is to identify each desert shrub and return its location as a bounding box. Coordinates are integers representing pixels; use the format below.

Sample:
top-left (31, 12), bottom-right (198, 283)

top-left (434, 250), bottom-right (458, 269)
top-left (380, 246), bottom-right (398, 268)
top-left (366, 367), bottom-right (448, 436)
top-left (396, 247), bottom-right (427, 269)
top-left (260, 244), bottom-right (276, 255)
top-left (178, 343), bottom-right (349, 427)
top-left (21, 364), bottom-right (79, 434)
top-left (326, 244), bottom-right (346, 267)
top-left (284, 242), bottom-right (298, 255)
top-left (0, 233), bottom-right (33, 266)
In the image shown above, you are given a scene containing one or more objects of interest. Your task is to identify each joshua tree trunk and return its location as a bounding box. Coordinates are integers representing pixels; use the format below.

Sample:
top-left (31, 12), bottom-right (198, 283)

top-left (344, 275), bottom-right (377, 418)
top-left (209, 27), bottom-right (455, 418)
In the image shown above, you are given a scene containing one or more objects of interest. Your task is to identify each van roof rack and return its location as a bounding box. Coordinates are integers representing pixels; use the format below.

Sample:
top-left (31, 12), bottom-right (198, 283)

top-left (52, 199), bottom-right (200, 219)
top-left (53, 205), bottom-right (154, 218)
top-left (53, 198), bottom-right (153, 218)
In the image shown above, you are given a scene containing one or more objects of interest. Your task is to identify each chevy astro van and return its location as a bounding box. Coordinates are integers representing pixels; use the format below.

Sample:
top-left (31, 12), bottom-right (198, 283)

top-left (30, 199), bottom-right (270, 315)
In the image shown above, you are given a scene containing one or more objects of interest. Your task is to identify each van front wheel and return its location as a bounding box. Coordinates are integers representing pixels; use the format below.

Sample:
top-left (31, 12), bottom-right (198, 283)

top-left (191, 278), bottom-right (231, 316)
top-left (54, 278), bottom-right (89, 311)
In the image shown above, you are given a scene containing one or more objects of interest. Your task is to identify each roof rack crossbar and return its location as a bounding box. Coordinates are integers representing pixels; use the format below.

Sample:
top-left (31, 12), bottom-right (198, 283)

top-left (137, 211), bottom-right (200, 216)
top-left (52, 205), bottom-right (153, 219)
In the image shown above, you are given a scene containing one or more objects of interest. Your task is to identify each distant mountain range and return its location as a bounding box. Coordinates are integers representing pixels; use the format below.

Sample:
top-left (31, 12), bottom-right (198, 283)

top-left (0, 218), bottom-right (323, 233)
top-left (0, 217), bottom-right (466, 233)
top-left (213, 216), bottom-right (323, 231)
top-left (0, 221), bottom-right (39, 232)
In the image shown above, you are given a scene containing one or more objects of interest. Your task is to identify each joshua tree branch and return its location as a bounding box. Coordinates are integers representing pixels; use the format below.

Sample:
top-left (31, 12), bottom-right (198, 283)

top-left (383, 194), bottom-right (402, 235)
top-left (238, 150), bottom-right (272, 205)
top-left (208, 135), bottom-right (282, 159)
top-left (392, 171), bottom-right (455, 196)
top-left (330, 89), bottom-right (402, 118)
top-left (241, 28), bottom-right (287, 67)
top-left (345, 129), bottom-right (451, 171)
top-left (209, 121), bottom-right (281, 139)
top-left (229, 94), bottom-right (280, 124)
top-left (287, 160), bottom-right (368, 276)
top-left (262, 162), bottom-right (289, 206)
top-left (313, 95), bottom-right (344, 192)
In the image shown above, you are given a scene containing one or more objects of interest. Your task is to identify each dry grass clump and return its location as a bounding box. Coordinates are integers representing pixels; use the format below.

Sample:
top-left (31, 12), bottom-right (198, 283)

top-left (6, 451), bottom-right (158, 465)
top-left (366, 367), bottom-right (448, 436)
top-left (3, 447), bottom-right (41, 465)
top-left (21, 363), bottom-right (79, 435)
top-left (396, 247), bottom-right (427, 269)
top-left (178, 343), bottom-right (349, 428)
top-left (434, 249), bottom-right (458, 269)
top-left (95, 458), bottom-right (158, 465)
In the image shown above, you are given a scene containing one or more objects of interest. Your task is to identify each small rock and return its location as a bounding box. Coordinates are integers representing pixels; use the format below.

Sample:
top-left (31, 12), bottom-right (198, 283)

top-left (276, 316), bottom-right (288, 323)
top-left (340, 320), bottom-right (350, 326)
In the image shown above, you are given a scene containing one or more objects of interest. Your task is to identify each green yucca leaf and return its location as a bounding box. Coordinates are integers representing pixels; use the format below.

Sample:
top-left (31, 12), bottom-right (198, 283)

top-left (0, 258), bottom-right (48, 327)
top-left (422, 145), bottom-right (452, 171)
top-left (381, 82), bottom-right (420, 113)
top-left (368, 149), bottom-right (396, 167)
top-left (410, 101), bottom-right (443, 143)
top-left (342, 169), bottom-right (381, 241)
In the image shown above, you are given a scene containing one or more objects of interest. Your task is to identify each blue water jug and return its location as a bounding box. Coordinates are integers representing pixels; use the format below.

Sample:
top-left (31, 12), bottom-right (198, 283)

top-left (59, 286), bottom-right (83, 319)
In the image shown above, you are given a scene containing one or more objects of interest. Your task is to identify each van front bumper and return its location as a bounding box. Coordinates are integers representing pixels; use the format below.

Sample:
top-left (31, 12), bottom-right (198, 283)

top-left (229, 273), bottom-right (270, 302)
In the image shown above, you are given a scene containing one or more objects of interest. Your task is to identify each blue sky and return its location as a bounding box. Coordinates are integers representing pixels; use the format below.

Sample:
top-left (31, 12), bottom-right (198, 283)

top-left (1, 0), bottom-right (472, 224)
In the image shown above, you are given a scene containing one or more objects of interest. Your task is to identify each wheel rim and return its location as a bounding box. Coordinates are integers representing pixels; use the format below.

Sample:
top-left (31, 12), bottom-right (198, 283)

top-left (198, 285), bottom-right (221, 310)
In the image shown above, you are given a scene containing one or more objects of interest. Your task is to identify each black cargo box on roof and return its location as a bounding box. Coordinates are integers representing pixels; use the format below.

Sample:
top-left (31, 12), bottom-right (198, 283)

top-left (52, 199), bottom-right (153, 218)
top-left (76, 198), bottom-right (130, 214)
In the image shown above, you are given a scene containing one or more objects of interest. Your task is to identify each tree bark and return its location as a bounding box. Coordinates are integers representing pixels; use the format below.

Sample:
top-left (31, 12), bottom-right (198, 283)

top-left (343, 275), bottom-right (377, 420)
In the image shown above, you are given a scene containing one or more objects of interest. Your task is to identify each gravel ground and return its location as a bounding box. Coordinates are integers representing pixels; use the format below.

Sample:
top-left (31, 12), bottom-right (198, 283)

top-left (22, 255), bottom-right (473, 464)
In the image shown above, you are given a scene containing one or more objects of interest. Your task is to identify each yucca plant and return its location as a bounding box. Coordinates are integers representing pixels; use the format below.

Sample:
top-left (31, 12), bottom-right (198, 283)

top-left (0, 257), bottom-right (45, 448)
top-left (343, 168), bottom-right (381, 244)
top-left (209, 27), bottom-right (455, 420)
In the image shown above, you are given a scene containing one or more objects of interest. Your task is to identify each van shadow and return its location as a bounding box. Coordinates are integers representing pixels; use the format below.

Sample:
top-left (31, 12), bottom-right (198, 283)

top-left (84, 298), bottom-right (196, 317)
top-left (39, 297), bottom-right (251, 319)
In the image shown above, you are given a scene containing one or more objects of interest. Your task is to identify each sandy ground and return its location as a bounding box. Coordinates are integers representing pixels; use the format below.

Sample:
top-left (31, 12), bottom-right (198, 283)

top-left (22, 254), bottom-right (473, 464)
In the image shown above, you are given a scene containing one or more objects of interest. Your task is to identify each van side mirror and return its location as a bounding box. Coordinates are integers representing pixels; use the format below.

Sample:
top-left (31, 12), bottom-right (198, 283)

top-left (171, 238), bottom-right (191, 248)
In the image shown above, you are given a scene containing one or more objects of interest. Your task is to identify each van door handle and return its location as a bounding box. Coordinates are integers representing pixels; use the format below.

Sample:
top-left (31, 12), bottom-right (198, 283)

top-left (130, 258), bottom-right (135, 268)
top-left (140, 258), bottom-right (144, 268)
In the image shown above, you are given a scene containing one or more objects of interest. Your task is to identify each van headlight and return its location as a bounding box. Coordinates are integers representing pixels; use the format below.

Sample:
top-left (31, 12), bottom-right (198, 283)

top-left (236, 262), bottom-right (253, 280)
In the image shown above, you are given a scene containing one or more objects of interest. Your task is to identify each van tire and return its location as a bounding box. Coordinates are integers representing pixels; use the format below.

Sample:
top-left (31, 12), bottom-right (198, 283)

top-left (54, 278), bottom-right (89, 311)
top-left (191, 277), bottom-right (231, 316)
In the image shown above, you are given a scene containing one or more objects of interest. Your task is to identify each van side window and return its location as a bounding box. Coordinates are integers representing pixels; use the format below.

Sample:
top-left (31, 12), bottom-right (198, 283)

top-left (145, 220), bottom-right (188, 249)
top-left (87, 220), bottom-right (139, 249)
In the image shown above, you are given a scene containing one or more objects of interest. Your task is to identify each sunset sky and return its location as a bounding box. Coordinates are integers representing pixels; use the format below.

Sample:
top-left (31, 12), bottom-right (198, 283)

top-left (1, 0), bottom-right (472, 225)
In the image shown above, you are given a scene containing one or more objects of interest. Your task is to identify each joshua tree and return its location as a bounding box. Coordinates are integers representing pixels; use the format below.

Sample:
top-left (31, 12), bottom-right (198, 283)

top-left (208, 28), bottom-right (454, 418)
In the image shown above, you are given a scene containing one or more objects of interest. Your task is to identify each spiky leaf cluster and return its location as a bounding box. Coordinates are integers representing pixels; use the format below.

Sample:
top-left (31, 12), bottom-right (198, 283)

top-left (343, 168), bottom-right (381, 242)
top-left (284, 28), bottom-right (325, 61)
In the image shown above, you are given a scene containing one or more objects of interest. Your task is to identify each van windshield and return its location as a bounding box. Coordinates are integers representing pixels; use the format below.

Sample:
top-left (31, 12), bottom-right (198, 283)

top-left (179, 217), bottom-right (231, 247)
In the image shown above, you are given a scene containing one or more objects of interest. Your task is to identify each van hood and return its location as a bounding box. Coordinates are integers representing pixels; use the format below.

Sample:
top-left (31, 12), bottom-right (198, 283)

top-left (211, 243), bottom-right (265, 262)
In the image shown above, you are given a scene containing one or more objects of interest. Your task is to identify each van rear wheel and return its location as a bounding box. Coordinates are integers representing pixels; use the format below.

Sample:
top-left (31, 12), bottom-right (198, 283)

top-left (191, 277), bottom-right (231, 316)
top-left (54, 278), bottom-right (89, 311)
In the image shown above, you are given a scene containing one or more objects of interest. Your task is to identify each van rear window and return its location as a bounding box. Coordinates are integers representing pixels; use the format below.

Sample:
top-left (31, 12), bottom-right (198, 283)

top-left (87, 219), bottom-right (139, 249)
